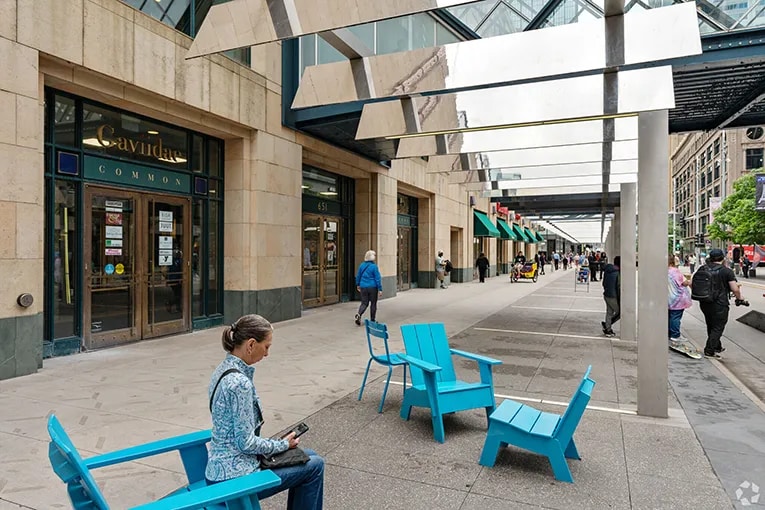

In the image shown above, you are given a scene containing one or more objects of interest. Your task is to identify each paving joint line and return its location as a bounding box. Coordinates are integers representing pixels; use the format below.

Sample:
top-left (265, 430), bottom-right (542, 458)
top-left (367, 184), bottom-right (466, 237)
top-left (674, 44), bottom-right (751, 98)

top-left (473, 327), bottom-right (633, 344)
top-left (387, 381), bottom-right (636, 415)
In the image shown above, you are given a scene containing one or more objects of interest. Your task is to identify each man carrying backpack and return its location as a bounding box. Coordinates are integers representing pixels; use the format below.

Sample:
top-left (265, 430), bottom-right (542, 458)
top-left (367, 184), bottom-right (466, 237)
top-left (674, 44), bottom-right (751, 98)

top-left (691, 249), bottom-right (745, 358)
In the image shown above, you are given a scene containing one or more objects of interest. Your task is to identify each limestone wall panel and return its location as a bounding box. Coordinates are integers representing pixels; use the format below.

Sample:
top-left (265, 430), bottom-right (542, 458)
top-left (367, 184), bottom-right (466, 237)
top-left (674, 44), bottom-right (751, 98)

top-left (0, 202), bottom-right (16, 259)
top-left (224, 158), bottom-right (247, 192)
top-left (83, 1), bottom-right (134, 83)
top-left (265, 88), bottom-right (295, 142)
top-left (133, 25), bottom-right (175, 99)
top-left (250, 42), bottom-right (282, 87)
top-left (256, 255), bottom-right (300, 289)
top-left (0, 259), bottom-right (42, 318)
top-left (239, 77), bottom-right (266, 131)
top-left (174, 44), bottom-right (210, 112)
top-left (15, 203), bottom-right (42, 259)
top-left (224, 189), bottom-right (250, 225)
top-left (210, 63), bottom-right (240, 121)
top-left (0, 38), bottom-right (39, 99)
top-left (250, 192), bottom-right (300, 226)
top-left (0, 144), bottom-right (42, 204)
top-left (15, 95), bottom-right (41, 150)
top-left (17, 0), bottom-right (83, 65)
top-left (224, 256), bottom-right (250, 291)
top-left (0, 91), bottom-right (15, 145)
top-left (0, 0), bottom-right (16, 39)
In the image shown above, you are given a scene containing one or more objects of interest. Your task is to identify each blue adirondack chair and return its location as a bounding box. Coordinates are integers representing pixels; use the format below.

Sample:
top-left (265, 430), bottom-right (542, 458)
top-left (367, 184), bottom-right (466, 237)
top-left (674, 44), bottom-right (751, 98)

top-left (399, 322), bottom-right (502, 443)
top-left (479, 365), bottom-right (595, 483)
top-left (47, 414), bottom-right (281, 509)
top-left (358, 320), bottom-right (408, 413)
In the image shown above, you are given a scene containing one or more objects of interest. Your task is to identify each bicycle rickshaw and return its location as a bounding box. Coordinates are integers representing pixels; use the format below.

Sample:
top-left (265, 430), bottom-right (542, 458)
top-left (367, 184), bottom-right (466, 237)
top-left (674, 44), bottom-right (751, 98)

top-left (510, 261), bottom-right (539, 283)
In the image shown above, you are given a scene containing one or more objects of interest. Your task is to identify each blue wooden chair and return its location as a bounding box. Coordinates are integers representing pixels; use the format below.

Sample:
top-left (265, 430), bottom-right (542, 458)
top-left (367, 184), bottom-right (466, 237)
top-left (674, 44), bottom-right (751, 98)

top-left (47, 414), bottom-right (281, 509)
top-left (479, 365), bottom-right (595, 483)
top-left (358, 319), bottom-right (408, 413)
top-left (399, 322), bottom-right (502, 443)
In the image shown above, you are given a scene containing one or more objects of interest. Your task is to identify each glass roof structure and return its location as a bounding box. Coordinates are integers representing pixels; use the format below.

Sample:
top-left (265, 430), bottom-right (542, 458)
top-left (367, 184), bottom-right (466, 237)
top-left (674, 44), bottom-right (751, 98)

top-left (446, 0), bottom-right (765, 36)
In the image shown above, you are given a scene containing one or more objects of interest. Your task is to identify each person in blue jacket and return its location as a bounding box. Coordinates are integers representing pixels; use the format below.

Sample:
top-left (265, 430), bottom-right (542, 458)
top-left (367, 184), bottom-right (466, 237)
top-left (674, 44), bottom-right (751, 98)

top-left (355, 250), bottom-right (383, 325)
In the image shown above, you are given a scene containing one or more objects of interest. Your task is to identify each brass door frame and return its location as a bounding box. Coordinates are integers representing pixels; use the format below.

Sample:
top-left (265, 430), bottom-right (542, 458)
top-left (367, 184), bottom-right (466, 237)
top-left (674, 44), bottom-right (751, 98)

top-left (84, 186), bottom-right (190, 349)
top-left (143, 194), bottom-right (191, 339)
top-left (397, 226), bottom-right (412, 291)
top-left (302, 213), bottom-right (342, 307)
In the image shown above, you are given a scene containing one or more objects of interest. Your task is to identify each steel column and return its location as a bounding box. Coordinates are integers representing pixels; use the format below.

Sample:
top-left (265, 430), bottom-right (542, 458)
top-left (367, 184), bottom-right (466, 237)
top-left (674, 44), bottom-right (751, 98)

top-left (636, 110), bottom-right (669, 418)
top-left (620, 185), bottom-right (636, 343)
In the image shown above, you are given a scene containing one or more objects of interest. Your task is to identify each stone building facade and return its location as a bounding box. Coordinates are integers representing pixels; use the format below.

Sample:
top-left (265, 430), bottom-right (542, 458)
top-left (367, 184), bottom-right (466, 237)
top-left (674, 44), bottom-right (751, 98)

top-left (0, 0), bottom-right (540, 379)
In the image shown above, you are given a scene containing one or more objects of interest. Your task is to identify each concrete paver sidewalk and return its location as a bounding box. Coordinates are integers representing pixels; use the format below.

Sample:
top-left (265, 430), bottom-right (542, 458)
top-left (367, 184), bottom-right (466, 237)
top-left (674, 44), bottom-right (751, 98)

top-left (0, 267), bottom-right (759, 509)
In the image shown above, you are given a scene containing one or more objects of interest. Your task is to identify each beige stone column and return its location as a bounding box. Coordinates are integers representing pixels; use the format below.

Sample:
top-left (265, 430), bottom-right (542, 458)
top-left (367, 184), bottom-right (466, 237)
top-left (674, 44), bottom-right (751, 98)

top-left (0, 32), bottom-right (44, 379)
top-left (417, 195), bottom-right (436, 288)
top-left (224, 131), bottom-right (302, 323)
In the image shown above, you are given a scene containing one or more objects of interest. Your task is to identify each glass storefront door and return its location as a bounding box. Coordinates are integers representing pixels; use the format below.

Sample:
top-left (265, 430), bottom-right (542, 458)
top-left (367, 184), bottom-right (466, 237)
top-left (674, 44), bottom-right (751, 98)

top-left (302, 214), bottom-right (342, 307)
top-left (397, 226), bottom-right (412, 291)
top-left (84, 186), bottom-right (190, 349)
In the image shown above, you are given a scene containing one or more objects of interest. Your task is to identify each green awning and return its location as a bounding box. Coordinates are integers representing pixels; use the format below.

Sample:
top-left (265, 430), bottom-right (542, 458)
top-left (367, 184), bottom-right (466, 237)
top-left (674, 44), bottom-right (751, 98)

top-left (496, 219), bottom-right (517, 240)
top-left (523, 227), bottom-right (538, 244)
top-left (534, 231), bottom-right (545, 243)
top-left (511, 223), bottom-right (528, 243)
top-left (474, 210), bottom-right (500, 237)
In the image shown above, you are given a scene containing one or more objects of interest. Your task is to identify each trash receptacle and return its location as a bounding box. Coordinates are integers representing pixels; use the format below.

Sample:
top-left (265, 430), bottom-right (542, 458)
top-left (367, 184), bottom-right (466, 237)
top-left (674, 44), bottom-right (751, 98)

top-left (749, 268), bottom-right (757, 278)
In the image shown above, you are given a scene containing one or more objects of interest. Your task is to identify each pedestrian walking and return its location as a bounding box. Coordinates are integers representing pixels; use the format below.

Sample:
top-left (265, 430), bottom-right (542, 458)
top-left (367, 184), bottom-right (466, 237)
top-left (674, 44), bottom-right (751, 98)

top-left (601, 256), bottom-right (621, 337)
top-left (435, 250), bottom-right (447, 289)
top-left (553, 251), bottom-right (560, 271)
top-left (475, 252), bottom-right (490, 283)
top-left (668, 255), bottom-right (700, 359)
top-left (691, 249), bottom-right (746, 358)
top-left (742, 255), bottom-right (751, 279)
top-left (562, 254), bottom-right (568, 270)
top-left (539, 252), bottom-right (546, 275)
top-left (589, 252), bottom-right (599, 282)
top-left (599, 251), bottom-right (608, 280)
top-left (355, 250), bottom-right (382, 325)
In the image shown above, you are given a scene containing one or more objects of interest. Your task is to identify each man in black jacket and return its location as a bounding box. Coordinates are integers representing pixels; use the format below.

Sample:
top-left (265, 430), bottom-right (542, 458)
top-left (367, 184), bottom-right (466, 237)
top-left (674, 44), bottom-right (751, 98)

top-left (699, 249), bottom-right (745, 358)
top-left (601, 256), bottom-right (620, 337)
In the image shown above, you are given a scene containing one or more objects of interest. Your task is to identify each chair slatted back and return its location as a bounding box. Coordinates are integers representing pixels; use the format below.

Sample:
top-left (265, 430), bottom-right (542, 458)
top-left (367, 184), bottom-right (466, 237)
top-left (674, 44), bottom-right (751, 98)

top-left (553, 366), bottom-right (595, 442)
top-left (365, 320), bottom-right (393, 361)
top-left (48, 415), bottom-right (109, 509)
top-left (401, 323), bottom-right (456, 386)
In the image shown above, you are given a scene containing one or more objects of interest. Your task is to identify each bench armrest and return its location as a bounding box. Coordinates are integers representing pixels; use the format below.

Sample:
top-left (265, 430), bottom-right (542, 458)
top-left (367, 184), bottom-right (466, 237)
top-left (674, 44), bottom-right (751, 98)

top-left (84, 430), bottom-right (212, 469)
top-left (131, 470), bottom-right (281, 510)
top-left (399, 354), bottom-right (442, 373)
top-left (450, 349), bottom-right (502, 366)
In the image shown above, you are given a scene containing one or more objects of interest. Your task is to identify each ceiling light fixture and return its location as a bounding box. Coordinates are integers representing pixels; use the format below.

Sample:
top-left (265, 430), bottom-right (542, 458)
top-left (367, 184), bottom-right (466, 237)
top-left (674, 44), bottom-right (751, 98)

top-left (147, 130), bottom-right (159, 135)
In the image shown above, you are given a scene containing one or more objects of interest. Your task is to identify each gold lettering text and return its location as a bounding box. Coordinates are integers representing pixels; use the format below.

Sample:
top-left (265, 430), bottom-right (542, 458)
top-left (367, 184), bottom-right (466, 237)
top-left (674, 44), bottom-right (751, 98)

top-left (96, 125), bottom-right (114, 148)
top-left (132, 171), bottom-right (139, 179)
top-left (147, 174), bottom-right (155, 182)
top-left (175, 178), bottom-right (181, 186)
top-left (114, 168), bottom-right (122, 176)
top-left (162, 176), bottom-right (169, 184)
top-left (98, 164), bottom-right (106, 174)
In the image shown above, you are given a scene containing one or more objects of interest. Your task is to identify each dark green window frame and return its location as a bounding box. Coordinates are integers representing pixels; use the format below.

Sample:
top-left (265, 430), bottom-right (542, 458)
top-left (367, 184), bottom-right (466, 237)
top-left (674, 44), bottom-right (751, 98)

top-left (43, 88), bottom-right (225, 352)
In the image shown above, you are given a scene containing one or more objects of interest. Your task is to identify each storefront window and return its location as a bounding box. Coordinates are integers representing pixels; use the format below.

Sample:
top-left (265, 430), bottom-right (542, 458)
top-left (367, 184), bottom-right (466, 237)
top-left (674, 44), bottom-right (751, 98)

top-left (192, 135), bottom-right (205, 173)
top-left (207, 201), bottom-right (221, 315)
top-left (303, 167), bottom-right (339, 197)
top-left (82, 102), bottom-right (189, 170)
top-left (192, 198), bottom-right (204, 318)
top-left (54, 95), bottom-right (76, 148)
top-left (52, 181), bottom-right (78, 339)
top-left (208, 139), bottom-right (222, 177)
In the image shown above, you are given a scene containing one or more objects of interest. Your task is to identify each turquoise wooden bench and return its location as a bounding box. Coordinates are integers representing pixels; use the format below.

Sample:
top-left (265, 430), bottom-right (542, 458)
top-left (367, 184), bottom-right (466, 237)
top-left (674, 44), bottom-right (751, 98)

top-left (399, 322), bottom-right (502, 443)
top-left (47, 414), bottom-right (281, 509)
top-left (478, 366), bottom-right (595, 483)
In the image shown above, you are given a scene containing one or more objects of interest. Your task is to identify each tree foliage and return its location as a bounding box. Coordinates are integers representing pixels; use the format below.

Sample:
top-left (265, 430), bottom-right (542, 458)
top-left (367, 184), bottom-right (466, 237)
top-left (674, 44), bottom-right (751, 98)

top-left (708, 172), bottom-right (765, 244)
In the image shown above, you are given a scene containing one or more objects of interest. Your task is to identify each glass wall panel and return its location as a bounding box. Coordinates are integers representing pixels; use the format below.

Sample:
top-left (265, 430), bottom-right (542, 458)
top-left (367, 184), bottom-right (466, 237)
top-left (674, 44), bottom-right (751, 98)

top-left (301, 32), bottom-right (316, 71)
top-left (349, 23), bottom-right (375, 51)
top-left (54, 95), bottom-right (76, 148)
top-left (436, 23), bottom-right (460, 45)
top-left (207, 201), bottom-right (220, 315)
top-left (53, 181), bottom-right (78, 338)
top-left (192, 198), bottom-right (204, 318)
top-left (318, 35), bottom-right (346, 64)
top-left (208, 139), bottom-right (221, 177)
top-left (377, 17), bottom-right (410, 54)
top-left (411, 13), bottom-right (436, 49)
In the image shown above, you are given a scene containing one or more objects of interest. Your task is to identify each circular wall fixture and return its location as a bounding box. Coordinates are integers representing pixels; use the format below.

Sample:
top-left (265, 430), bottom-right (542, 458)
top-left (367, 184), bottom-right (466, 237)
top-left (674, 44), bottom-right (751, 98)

top-left (17, 293), bottom-right (34, 308)
top-left (746, 127), bottom-right (764, 140)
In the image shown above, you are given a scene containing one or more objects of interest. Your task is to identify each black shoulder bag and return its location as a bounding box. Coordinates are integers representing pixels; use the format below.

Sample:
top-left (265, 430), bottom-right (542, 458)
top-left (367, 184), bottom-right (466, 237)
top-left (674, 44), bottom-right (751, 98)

top-left (210, 368), bottom-right (309, 469)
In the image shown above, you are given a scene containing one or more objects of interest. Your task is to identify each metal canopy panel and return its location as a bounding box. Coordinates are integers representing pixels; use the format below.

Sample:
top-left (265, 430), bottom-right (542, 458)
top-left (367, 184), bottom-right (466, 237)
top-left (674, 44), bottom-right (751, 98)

top-left (492, 192), bottom-right (621, 212)
top-left (396, 117), bottom-right (638, 157)
top-left (481, 182), bottom-right (624, 197)
top-left (356, 67), bottom-right (673, 140)
top-left (429, 141), bottom-right (638, 173)
top-left (293, 3), bottom-right (700, 108)
top-left (187, 0), bottom-right (480, 58)
top-left (464, 171), bottom-right (637, 191)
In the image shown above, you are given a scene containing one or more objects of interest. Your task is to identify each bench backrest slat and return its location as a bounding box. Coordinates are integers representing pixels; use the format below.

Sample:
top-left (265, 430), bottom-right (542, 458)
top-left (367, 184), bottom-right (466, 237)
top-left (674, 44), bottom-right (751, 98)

top-left (48, 415), bottom-right (109, 509)
top-left (553, 366), bottom-right (594, 442)
top-left (365, 320), bottom-right (394, 361)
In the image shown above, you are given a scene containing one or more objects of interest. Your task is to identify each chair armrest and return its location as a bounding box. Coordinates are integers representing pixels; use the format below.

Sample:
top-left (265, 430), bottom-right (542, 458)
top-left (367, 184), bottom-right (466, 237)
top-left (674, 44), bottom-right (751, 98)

top-left (450, 349), bottom-right (502, 365)
top-left (84, 430), bottom-right (212, 469)
top-left (131, 470), bottom-right (281, 510)
top-left (399, 354), bottom-right (442, 373)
